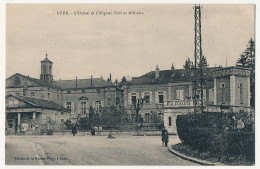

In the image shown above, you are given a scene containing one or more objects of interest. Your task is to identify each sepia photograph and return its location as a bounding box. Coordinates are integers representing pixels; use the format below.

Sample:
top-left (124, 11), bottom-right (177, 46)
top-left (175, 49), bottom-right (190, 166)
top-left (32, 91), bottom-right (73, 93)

top-left (3, 2), bottom-right (255, 166)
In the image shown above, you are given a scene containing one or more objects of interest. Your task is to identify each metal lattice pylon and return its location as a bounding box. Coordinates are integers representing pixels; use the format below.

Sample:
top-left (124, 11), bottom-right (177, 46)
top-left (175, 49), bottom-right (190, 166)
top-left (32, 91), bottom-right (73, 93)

top-left (193, 4), bottom-right (204, 113)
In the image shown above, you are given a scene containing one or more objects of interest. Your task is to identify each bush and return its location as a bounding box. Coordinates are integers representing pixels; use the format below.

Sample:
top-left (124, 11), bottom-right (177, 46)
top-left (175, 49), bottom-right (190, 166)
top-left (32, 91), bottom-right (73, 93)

top-left (47, 129), bottom-right (53, 135)
top-left (176, 113), bottom-right (255, 163)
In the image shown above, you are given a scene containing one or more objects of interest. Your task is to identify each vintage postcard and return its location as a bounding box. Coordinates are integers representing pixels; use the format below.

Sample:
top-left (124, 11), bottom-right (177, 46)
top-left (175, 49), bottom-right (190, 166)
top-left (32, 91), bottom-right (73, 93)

top-left (1, 1), bottom-right (257, 167)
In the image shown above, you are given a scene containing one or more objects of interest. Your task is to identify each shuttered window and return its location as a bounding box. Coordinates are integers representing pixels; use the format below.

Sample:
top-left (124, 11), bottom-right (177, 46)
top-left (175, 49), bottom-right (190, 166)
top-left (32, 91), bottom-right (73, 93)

top-left (176, 90), bottom-right (184, 100)
top-left (65, 102), bottom-right (74, 114)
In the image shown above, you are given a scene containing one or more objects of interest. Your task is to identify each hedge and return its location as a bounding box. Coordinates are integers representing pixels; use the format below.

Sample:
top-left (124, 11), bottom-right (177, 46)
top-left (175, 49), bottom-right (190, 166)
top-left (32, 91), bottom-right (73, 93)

top-left (176, 113), bottom-right (255, 163)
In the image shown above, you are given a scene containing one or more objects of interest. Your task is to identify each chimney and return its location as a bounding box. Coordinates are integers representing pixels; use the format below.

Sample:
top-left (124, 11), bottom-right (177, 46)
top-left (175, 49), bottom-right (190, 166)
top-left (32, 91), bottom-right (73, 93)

top-left (91, 75), bottom-right (93, 86)
top-left (109, 73), bottom-right (112, 81)
top-left (155, 65), bottom-right (160, 79)
top-left (76, 76), bottom-right (78, 87)
top-left (171, 63), bottom-right (175, 77)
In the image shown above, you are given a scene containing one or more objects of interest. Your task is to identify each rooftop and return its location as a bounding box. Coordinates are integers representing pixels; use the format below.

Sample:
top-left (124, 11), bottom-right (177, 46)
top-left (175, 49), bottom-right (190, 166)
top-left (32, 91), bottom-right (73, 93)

top-left (52, 78), bottom-right (115, 90)
top-left (6, 94), bottom-right (70, 112)
top-left (129, 67), bottom-right (221, 85)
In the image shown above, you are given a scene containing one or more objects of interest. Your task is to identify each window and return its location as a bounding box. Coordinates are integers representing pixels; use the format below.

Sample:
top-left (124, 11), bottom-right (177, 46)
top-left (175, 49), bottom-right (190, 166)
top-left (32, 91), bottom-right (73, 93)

top-left (131, 93), bottom-right (136, 103)
top-left (158, 92), bottom-right (164, 103)
top-left (81, 102), bottom-right (87, 114)
top-left (8, 100), bottom-right (18, 107)
top-left (96, 101), bottom-right (101, 112)
top-left (57, 94), bottom-right (59, 99)
top-left (14, 76), bottom-right (21, 86)
top-left (209, 89), bottom-right (214, 103)
top-left (61, 112), bottom-right (64, 115)
top-left (66, 102), bottom-right (72, 110)
top-left (42, 65), bottom-right (46, 74)
top-left (8, 101), bottom-right (13, 106)
top-left (47, 93), bottom-right (50, 98)
top-left (220, 83), bottom-right (225, 88)
top-left (169, 117), bottom-right (172, 126)
top-left (15, 93), bottom-right (20, 96)
top-left (67, 90), bottom-right (71, 94)
top-left (145, 113), bottom-right (150, 122)
top-left (220, 83), bottom-right (225, 103)
top-left (239, 83), bottom-right (243, 104)
top-left (24, 82), bottom-right (27, 86)
top-left (81, 90), bottom-right (85, 93)
top-left (176, 90), bottom-right (184, 100)
top-left (68, 102), bottom-right (74, 114)
top-left (61, 119), bottom-right (64, 123)
top-left (144, 92), bottom-right (150, 104)
top-left (31, 92), bottom-right (35, 97)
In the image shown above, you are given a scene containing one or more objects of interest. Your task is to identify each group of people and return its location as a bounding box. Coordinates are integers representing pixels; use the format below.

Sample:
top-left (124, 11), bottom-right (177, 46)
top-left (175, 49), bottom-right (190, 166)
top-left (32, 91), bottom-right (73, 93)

top-left (71, 124), bottom-right (95, 136)
top-left (72, 124), bottom-right (169, 147)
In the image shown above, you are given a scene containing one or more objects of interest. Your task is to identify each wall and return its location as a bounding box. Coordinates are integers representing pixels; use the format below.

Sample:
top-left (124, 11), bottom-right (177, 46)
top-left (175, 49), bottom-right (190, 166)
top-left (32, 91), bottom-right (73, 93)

top-left (235, 76), bottom-right (250, 107)
top-left (216, 76), bottom-right (230, 105)
top-left (125, 83), bottom-right (168, 116)
top-left (53, 130), bottom-right (163, 136)
top-left (164, 108), bottom-right (193, 134)
top-left (61, 87), bottom-right (119, 117)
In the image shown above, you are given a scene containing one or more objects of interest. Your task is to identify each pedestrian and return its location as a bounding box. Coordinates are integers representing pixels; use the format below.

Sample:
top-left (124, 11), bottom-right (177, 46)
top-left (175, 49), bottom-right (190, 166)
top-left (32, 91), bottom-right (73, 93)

top-left (72, 124), bottom-right (77, 136)
top-left (91, 126), bottom-right (95, 136)
top-left (161, 126), bottom-right (169, 147)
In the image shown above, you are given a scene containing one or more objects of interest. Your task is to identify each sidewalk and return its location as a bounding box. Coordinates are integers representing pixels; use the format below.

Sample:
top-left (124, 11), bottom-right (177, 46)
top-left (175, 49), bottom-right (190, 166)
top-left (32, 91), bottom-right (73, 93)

top-left (167, 135), bottom-right (223, 166)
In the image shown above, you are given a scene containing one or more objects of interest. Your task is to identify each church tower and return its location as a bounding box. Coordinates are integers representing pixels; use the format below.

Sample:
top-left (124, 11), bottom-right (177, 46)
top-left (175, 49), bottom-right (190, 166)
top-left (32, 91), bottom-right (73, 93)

top-left (40, 53), bottom-right (53, 83)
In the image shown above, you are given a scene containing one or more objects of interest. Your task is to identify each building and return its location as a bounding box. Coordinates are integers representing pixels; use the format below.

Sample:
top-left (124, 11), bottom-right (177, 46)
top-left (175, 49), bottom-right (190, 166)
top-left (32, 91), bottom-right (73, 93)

top-left (6, 94), bottom-right (70, 135)
top-left (5, 55), bottom-right (251, 135)
top-left (5, 55), bottom-right (122, 134)
top-left (124, 65), bottom-right (251, 134)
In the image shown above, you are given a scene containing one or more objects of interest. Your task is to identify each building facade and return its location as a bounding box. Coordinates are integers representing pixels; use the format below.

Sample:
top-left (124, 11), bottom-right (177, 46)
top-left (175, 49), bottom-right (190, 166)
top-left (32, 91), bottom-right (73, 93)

top-left (5, 55), bottom-right (122, 134)
top-left (124, 65), bottom-right (251, 134)
top-left (5, 55), bottom-right (251, 135)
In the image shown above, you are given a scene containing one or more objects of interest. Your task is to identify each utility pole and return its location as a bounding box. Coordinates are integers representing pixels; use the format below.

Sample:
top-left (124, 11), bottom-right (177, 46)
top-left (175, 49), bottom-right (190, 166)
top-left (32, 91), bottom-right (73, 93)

top-left (193, 4), bottom-right (204, 113)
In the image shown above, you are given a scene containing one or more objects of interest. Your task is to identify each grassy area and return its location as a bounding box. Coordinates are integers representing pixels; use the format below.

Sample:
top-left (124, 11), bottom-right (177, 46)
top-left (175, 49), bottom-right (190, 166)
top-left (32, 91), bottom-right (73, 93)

top-left (172, 143), bottom-right (254, 166)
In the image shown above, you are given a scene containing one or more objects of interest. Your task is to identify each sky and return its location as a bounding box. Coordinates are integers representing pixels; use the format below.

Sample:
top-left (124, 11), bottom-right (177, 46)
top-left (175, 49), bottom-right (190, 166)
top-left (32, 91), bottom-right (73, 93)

top-left (6, 4), bottom-right (255, 82)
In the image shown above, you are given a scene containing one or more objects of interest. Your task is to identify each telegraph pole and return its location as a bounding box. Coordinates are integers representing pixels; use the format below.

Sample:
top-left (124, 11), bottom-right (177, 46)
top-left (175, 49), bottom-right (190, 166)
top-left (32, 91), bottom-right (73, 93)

top-left (193, 4), bottom-right (204, 113)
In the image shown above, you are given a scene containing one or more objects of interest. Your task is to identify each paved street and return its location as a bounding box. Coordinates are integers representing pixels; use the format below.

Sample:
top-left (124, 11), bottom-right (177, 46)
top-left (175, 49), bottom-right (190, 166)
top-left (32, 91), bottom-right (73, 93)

top-left (5, 135), bottom-right (198, 165)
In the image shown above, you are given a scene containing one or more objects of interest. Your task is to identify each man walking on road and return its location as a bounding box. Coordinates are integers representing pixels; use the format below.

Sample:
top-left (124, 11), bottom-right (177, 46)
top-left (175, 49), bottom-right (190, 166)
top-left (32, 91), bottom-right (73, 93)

top-left (72, 124), bottom-right (77, 136)
top-left (161, 126), bottom-right (169, 147)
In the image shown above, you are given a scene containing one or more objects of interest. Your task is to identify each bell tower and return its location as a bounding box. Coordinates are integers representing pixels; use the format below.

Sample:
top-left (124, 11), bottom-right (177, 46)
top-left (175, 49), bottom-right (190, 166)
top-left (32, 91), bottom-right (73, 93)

top-left (40, 53), bottom-right (53, 83)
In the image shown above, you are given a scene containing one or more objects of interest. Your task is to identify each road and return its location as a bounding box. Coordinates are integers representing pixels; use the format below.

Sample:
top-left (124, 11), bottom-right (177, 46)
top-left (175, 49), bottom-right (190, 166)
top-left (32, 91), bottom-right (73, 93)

top-left (5, 135), bottom-right (198, 165)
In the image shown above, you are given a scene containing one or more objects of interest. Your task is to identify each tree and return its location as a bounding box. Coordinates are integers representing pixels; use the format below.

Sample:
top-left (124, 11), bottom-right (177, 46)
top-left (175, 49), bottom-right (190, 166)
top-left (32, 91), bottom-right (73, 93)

top-left (199, 55), bottom-right (209, 69)
top-left (130, 97), bottom-right (145, 124)
top-left (121, 76), bottom-right (127, 84)
top-left (100, 105), bottom-right (128, 130)
top-left (64, 119), bottom-right (72, 130)
top-left (236, 38), bottom-right (255, 108)
top-left (183, 58), bottom-right (193, 69)
top-left (114, 79), bottom-right (118, 85)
